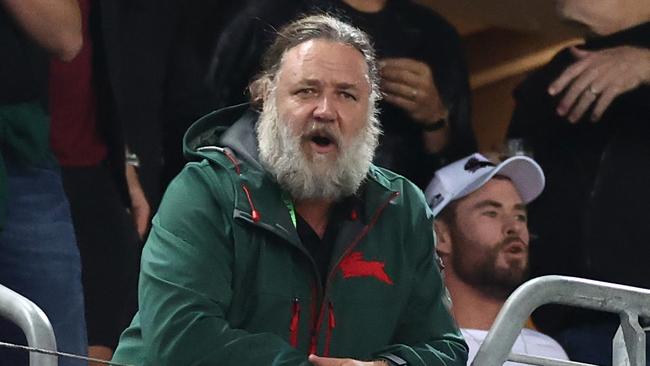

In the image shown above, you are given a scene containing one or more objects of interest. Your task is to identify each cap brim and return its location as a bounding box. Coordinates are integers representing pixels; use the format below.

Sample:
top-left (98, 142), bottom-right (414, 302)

top-left (455, 155), bottom-right (545, 204)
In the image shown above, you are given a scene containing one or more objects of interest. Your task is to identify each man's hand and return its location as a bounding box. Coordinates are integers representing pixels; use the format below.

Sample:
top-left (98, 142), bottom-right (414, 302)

top-left (380, 58), bottom-right (448, 125)
top-left (125, 164), bottom-right (151, 240)
top-left (549, 46), bottom-right (650, 122)
top-left (308, 354), bottom-right (388, 366)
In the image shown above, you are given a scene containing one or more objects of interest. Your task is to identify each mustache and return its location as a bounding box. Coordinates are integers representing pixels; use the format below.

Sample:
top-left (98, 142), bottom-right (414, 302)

top-left (499, 236), bottom-right (528, 251)
top-left (300, 121), bottom-right (342, 146)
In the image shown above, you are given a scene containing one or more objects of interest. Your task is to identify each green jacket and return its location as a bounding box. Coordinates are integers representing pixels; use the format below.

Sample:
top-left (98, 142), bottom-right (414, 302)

top-left (0, 101), bottom-right (51, 231)
top-left (113, 105), bottom-right (467, 366)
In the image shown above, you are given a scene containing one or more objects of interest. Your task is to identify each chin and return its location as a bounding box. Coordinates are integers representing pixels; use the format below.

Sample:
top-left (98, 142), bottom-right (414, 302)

top-left (307, 152), bottom-right (336, 168)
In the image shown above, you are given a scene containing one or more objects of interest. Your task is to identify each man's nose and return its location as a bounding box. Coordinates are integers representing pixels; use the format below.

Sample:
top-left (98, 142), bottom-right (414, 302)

top-left (504, 216), bottom-right (526, 238)
top-left (313, 95), bottom-right (336, 122)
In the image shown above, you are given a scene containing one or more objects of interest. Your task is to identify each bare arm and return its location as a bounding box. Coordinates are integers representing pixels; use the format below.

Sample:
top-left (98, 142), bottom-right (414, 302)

top-left (1, 0), bottom-right (82, 61)
top-left (309, 355), bottom-right (388, 366)
top-left (125, 163), bottom-right (151, 240)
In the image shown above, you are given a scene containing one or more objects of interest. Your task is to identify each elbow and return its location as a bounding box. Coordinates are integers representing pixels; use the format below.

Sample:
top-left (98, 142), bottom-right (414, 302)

top-left (55, 31), bottom-right (83, 62)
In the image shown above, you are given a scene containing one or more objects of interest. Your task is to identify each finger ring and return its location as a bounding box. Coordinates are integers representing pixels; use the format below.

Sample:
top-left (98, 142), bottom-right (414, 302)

top-left (410, 89), bottom-right (418, 100)
top-left (587, 85), bottom-right (600, 95)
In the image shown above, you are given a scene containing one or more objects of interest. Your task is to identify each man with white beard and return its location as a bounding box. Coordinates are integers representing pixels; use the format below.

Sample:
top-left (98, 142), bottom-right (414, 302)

top-left (112, 15), bottom-right (467, 366)
top-left (425, 153), bottom-right (568, 366)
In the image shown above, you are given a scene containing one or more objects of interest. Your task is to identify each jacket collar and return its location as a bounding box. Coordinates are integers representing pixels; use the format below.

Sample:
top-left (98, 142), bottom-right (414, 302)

top-left (184, 104), bottom-right (399, 242)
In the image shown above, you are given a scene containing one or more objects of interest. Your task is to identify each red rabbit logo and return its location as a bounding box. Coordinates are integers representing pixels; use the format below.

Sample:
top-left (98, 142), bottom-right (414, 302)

top-left (339, 251), bottom-right (393, 285)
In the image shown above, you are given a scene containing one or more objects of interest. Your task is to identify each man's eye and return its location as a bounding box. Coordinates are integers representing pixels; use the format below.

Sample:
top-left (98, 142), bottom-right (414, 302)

top-left (340, 91), bottom-right (357, 101)
top-left (516, 214), bottom-right (528, 223)
top-left (295, 88), bottom-right (316, 97)
top-left (482, 211), bottom-right (498, 218)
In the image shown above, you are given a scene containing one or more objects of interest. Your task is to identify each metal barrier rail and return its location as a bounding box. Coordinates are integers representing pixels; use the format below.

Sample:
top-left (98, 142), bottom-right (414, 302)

top-left (0, 284), bottom-right (57, 366)
top-left (472, 275), bottom-right (650, 366)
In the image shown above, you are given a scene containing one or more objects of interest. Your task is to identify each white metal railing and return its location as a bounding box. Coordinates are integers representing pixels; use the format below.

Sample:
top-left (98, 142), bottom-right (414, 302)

top-left (472, 275), bottom-right (650, 366)
top-left (0, 283), bottom-right (58, 366)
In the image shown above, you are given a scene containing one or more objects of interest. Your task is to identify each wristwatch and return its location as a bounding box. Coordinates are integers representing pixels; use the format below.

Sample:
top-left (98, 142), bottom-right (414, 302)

top-left (422, 116), bottom-right (448, 132)
top-left (125, 151), bottom-right (140, 168)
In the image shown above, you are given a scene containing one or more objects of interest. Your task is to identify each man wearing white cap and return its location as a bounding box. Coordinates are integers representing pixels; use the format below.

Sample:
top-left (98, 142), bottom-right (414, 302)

top-left (425, 153), bottom-right (568, 365)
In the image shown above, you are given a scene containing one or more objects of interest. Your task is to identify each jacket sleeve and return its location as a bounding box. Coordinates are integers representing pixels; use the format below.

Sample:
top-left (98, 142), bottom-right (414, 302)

top-left (135, 162), bottom-right (310, 366)
top-left (373, 190), bottom-right (468, 366)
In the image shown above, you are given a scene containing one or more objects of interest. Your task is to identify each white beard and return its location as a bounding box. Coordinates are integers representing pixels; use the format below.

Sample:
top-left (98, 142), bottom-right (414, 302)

top-left (256, 91), bottom-right (380, 201)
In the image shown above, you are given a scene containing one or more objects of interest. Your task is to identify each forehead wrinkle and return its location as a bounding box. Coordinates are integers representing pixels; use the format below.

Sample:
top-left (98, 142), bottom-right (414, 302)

top-left (298, 78), bottom-right (361, 92)
top-left (277, 40), bottom-right (370, 90)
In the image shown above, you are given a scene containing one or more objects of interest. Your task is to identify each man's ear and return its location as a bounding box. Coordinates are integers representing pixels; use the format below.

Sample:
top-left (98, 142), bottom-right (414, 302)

top-left (249, 75), bottom-right (273, 107)
top-left (434, 219), bottom-right (452, 256)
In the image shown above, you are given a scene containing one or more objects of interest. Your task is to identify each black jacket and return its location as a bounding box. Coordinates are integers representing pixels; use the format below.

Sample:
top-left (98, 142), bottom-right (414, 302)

top-left (90, 0), bottom-right (234, 207)
top-left (508, 22), bottom-right (650, 332)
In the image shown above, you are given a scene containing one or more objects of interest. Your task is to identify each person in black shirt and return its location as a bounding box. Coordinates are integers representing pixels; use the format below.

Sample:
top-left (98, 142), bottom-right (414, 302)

top-left (508, 0), bottom-right (650, 363)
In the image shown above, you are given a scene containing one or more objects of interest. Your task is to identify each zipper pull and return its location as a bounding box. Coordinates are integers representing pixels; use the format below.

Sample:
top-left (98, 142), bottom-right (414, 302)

top-left (241, 184), bottom-right (261, 222)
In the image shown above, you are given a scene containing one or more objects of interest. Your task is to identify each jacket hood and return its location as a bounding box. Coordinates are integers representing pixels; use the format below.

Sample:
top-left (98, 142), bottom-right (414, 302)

top-left (184, 103), bottom-right (264, 171)
top-left (183, 103), bottom-right (406, 224)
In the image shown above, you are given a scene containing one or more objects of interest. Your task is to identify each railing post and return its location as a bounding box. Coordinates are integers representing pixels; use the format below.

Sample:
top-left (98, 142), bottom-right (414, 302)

top-left (0, 284), bottom-right (58, 366)
top-left (616, 311), bottom-right (645, 366)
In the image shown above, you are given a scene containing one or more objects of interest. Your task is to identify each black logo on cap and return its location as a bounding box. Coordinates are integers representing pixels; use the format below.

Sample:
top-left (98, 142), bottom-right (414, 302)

top-left (464, 157), bottom-right (495, 173)
top-left (430, 193), bottom-right (444, 209)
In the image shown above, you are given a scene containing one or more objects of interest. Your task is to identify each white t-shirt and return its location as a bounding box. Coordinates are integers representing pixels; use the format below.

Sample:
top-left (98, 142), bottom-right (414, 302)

top-left (461, 328), bottom-right (569, 366)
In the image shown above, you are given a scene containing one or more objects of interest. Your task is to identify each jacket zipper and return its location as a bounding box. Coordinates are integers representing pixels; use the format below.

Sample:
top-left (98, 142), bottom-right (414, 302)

top-left (324, 302), bottom-right (336, 356)
top-left (220, 147), bottom-right (321, 352)
top-left (309, 191), bottom-right (400, 355)
top-left (289, 297), bottom-right (301, 348)
top-left (218, 145), bottom-right (399, 353)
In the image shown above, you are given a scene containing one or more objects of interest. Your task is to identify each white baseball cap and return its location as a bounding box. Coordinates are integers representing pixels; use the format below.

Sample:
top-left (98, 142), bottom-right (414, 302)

top-left (425, 153), bottom-right (545, 216)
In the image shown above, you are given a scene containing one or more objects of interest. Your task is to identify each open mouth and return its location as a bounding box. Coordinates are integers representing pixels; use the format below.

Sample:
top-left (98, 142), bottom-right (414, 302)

top-left (502, 238), bottom-right (526, 255)
top-left (305, 130), bottom-right (339, 153)
top-left (311, 135), bottom-right (334, 147)
top-left (505, 244), bottom-right (524, 254)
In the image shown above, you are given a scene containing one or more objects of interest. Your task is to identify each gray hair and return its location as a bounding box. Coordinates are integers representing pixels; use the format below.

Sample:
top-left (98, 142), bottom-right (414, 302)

top-left (249, 14), bottom-right (381, 107)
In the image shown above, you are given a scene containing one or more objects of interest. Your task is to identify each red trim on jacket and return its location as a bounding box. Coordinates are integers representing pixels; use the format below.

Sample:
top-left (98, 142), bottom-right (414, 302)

top-left (289, 297), bottom-right (300, 348)
top-left (217, 149), bottom-right (260, 222)
top-left (324, 302), bottom-right (336, 356)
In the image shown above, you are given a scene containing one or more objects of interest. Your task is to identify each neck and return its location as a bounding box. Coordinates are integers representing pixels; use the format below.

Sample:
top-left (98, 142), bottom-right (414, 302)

top-left (342, 0), bottom-right (387, 13)
top-left (444, 267), bottom-right (504, 330)
top-left (295, 199), bottom-right (333, 238)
